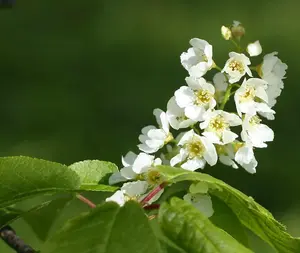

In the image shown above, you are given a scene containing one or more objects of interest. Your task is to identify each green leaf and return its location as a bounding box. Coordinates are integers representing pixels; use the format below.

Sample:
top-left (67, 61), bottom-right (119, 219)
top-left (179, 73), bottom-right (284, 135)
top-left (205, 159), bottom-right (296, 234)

top-left (44, 201), bottom-right (162, 253)
top-left (210, 196), bottom-right (249, 247)
top-left (0, 197), bottom-right (71, 230)
top-left (158, 166), bottom-right (300, 253)
top-left (79, 184), bottom-right (117, 192)
top-left (69, 160), bottom-right (118, 184)
top-left (0, 207), bottom-right (21, 227)
top-left (159, 240), bottom-right (187, 253)
top-left (158, 197), bottom-right (253, 253)
top-left (0, 156), bottom-right (80, 208)
top-left (22, 196), bottom-right (73, 241)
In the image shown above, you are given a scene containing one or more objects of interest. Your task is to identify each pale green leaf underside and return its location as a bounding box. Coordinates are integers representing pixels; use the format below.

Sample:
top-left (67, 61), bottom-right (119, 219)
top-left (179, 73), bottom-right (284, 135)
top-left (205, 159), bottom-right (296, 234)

top-left (44, 201), bottom-right (162, 253)
top-left (69, 160), bottom-right (118, 184)
top-left (159, 197), bottom-right (253, 253)
top-left (158, 166), bottom-right (300, 253)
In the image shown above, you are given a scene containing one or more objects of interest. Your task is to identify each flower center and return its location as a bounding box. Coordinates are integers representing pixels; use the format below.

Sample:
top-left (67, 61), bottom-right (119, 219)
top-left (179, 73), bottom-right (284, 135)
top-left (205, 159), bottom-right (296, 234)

top-left (249, 115), bottom-right (261, 125)
top-left (240, 86), bottom-right (255, 101)
top-left (186, 138), bottom-right (205, 159)
top-left (209, 115), bottom-right (229, 133)
top-left (145, 169), bottom-right (163, 185)
top-left (229, 60), bottom-right (244, 73)
top-left (215, 144), bottom-right (226, 155)
top-left (164, 132), bottom-right (174, 144)
top-left (195, 90), bottom-right (213, 105)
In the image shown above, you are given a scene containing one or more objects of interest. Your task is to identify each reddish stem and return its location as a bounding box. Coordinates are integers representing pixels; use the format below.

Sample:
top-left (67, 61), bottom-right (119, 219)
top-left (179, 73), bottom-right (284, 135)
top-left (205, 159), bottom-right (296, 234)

top-left (141, 183), bottom-right (166, 206)
top-left (76, 194), bottom-right (96, 208)
top-left (143, 204), bottom-right (160, 210)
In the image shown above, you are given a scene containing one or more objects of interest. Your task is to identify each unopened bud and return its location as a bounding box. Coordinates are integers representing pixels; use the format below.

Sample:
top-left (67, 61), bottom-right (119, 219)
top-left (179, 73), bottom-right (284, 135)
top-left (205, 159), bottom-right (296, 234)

top-left (247, 40), bottom-right (262, 57)
top-left (231, 20), bottom-right (245, 40)
top-left (221, 26), bottom-right (232, 40)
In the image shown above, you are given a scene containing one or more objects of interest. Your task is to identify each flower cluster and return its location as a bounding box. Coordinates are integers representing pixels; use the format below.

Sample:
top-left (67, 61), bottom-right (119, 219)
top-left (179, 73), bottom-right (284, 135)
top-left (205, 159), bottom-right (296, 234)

top-left (106, 21), bottom-right (287, 216)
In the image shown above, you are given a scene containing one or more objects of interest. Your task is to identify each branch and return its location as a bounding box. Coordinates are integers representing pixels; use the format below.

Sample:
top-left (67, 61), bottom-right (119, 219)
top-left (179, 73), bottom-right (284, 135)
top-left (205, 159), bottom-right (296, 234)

top-left (0, 225), bottom-right (37, 253)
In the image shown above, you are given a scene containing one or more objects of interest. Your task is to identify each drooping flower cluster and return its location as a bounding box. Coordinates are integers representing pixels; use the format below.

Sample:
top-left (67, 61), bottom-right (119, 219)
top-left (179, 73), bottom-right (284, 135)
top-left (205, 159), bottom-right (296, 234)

top-left (106, 21), bottom-right (287, 216)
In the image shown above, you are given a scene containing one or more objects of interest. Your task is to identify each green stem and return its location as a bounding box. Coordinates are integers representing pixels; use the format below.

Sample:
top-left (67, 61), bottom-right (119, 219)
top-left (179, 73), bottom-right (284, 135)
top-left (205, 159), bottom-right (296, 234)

top-left (191, 124), bottom-right (201, 135)
top-left (219, 84), bottom-right (233, 110)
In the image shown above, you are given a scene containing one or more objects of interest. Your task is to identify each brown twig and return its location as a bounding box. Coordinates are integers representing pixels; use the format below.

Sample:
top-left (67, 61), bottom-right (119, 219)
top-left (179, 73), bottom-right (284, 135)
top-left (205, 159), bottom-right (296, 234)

top-left (0, 225), bottom-right (36, 253)
top-left (76, 194), bottom-right (97, 208)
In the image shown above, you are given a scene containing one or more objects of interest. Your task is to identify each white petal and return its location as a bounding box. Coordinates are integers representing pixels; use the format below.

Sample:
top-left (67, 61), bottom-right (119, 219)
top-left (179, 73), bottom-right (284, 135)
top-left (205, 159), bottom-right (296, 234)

top-left (120, 166), bottom-right (137, 180)
top-left (181, 158), bottom-right (206, 171)
top-left (248, 124), bottom-right (274, 148)
top-left (170, 148), bottom-right (188, 166)
top-left (219, 155), bottom-right (238, 169)
top-left (185, 105), bottom-right (205, 121)
top-left (121, 151), bottom-right (137, 167)
top-left (247, 41), bottom-right (262, 57)
top-left (106, 190), bottom-right (125, 206)
top-left (202, 131), bottom-right (221, 144)
top-left (109, 172), bottom-right (127, 185)
top-left (200, 136), bottom-right (218, 166)
top-left (235, 145), bottom-right (254, 164)
top-left (222, 112), bottom-right (242, 126)
top-left (178, 129), bottom-right (195, 146)
top-left (175, 86), bottom-right (195, 108)
top-left (132, 153), bottom-right (154, 174)
top-left (222, 130), bottom-right (238, 144)
top-left (138, 143), bottom-right (157, 154)
top-left (121, 181), bottom-right (149, 197)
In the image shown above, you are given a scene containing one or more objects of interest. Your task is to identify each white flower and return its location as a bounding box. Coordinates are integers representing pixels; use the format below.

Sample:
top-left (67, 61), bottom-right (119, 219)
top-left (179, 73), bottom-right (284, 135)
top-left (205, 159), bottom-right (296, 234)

top-left (241, 115), bottom-right (274, 148)
top-left (235, 143), bottom-right (257, 174)
top-left (138, 109), bottom-right (173, 153)
top-left (174, 77), bottom-right (216, 121)
top-left (109, 151), bottom-right (137, 185)
top-left (259, 52), bottom-right (288, 119)
top-left (166, 97), bottom-right (195, 130)
top-left (234, 78), bottom-right (275, 117)
top-left (221, 26), bottom-right (232, 40)
top-left (106, 181), bottom-right (149, 206)
top-left (200, 110), bottom-right (242, 144)
top-left (132, 152), bottom-right (162, 174)
top-left (261, 52), bottom-right (287, 80)
top-left (222, 52), bottom-right (252, 83)
top-left (247, 41), bottom-right (262, 57)
top-left (213, 72), bottom-right (228, 103)
top-left (216, 144), bottom-right (238, 169)
top-left (180, 38), bottom-right (214, 78)
top-left (170, 130), bottom-right (217, 171)
top-left (183, 193), bottom-right (214, 217)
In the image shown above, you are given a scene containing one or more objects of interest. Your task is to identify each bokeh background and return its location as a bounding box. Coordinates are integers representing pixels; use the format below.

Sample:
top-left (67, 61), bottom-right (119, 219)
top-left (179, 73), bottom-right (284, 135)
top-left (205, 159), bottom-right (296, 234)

top-left (0, 0), bottom-right (299, 252)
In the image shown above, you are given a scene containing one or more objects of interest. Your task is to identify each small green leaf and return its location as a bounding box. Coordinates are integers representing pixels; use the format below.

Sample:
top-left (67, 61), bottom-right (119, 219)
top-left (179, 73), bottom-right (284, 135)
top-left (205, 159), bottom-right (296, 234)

top-left (22, 196), bottom-right (73, 241)
top-left (0, 156), bottom-right (80, 208)
top-left (159, 197), bottom-right (253, 253)
top-left (158, 166), bottom-right (300, 253)
top-left (69, 160), bottom-right (118, 185)
top-left (44, 201), bottom-right (162, 253)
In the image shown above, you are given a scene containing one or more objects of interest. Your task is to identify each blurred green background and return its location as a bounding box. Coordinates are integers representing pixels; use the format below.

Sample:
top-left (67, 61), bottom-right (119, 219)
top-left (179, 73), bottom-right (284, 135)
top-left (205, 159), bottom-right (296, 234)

top-left (0, 0), bottom-right (299, 252)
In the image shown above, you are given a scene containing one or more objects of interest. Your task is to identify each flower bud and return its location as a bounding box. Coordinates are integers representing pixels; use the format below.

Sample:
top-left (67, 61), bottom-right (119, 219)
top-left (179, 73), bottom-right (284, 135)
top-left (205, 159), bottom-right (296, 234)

top-left (231, 20), bottom-right (245, 40)
top-left (247, 40), bottom-right (262, 57)
top-left (221, 25), bottom-right (232, 40)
